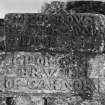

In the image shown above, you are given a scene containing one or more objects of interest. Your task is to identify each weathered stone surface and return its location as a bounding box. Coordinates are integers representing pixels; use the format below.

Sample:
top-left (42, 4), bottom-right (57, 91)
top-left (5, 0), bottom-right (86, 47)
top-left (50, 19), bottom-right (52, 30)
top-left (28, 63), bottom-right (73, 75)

top-left (66, 1), bottom-right (105, 15)
top-left (0, 19), bottom-right (5, 51)
top-left (1, 1), bottom-right (105, 105)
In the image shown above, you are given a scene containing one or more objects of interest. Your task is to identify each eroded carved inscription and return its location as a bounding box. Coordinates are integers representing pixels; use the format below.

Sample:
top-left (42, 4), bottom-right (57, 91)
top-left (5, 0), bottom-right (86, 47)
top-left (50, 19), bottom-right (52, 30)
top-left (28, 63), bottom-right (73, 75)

top-left (0, 1), bottom-right (105, 105)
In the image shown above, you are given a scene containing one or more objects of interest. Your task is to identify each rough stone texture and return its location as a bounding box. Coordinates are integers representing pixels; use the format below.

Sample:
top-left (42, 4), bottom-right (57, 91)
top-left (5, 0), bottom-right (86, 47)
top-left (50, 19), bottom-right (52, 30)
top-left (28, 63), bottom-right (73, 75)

top-left (66, 1), bottom-right (105, 15)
